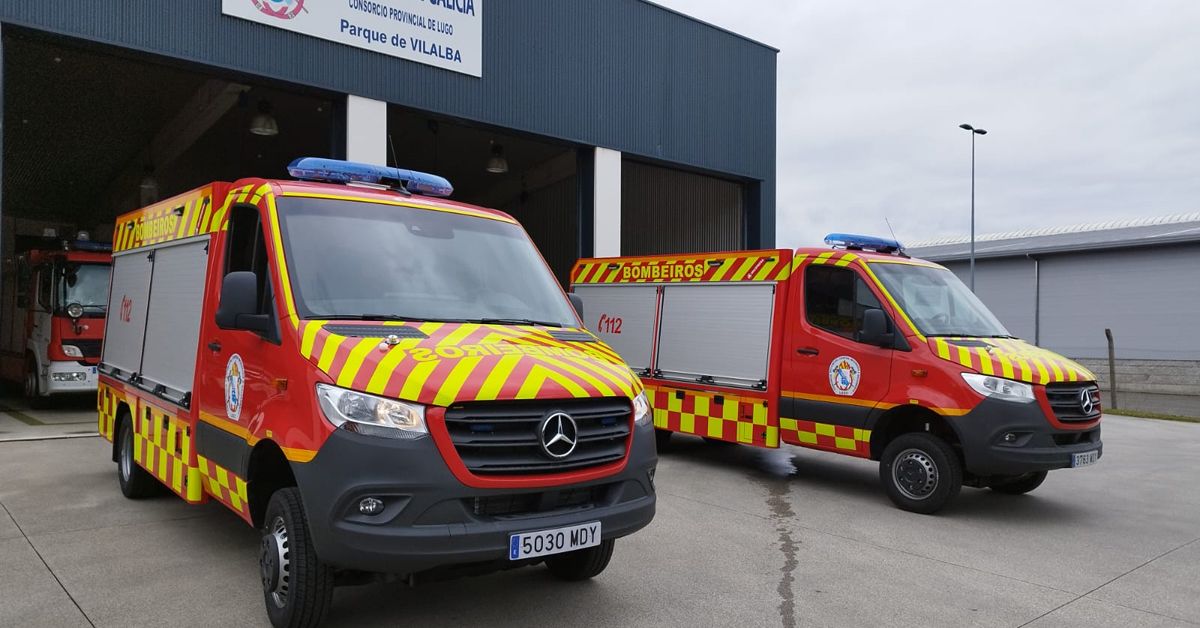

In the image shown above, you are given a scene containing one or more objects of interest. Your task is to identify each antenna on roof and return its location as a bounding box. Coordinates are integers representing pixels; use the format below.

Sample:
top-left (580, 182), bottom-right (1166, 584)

top-left (884, 217), bottom-right (910, 258)
top-left (387, 134), bottom-right (399, 169)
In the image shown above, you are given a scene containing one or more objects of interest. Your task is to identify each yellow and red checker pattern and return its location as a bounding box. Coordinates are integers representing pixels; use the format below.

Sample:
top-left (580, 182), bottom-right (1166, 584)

top-left (98, 382), bottom-right (121, 441)
top-left (779, 417), bottom-right (872, 458)
top-left (197, 455), bottom-right (252, 524)
top-left (572, 250), bottom-right (795, 285)
top-left (648, 385), bottom-right (776, 447)
top-left (299, 321), bottom-right (642, 406)
top-left (133, 404), bottom-right (204, 503)
top-left (929, 337), bottom-right (1095, 385)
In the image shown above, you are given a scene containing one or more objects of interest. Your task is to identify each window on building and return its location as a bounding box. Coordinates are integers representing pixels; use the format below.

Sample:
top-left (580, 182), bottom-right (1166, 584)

top-left (805, 265), bottom-right (882, 340)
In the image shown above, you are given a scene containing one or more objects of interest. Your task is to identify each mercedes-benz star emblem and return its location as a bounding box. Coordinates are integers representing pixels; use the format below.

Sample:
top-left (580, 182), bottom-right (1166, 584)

top-left (539, 412), bottom-right (578, 459)
top-left (1080, 388), bottom-right (1098, 415)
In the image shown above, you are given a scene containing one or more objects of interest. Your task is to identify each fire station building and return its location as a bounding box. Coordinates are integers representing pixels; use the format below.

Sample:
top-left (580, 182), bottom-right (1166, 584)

top-left (0, 0), bottom-right (777, 294)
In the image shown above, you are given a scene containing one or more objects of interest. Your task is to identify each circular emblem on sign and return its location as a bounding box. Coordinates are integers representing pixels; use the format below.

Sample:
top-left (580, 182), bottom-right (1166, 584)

top-left (250, 0), bottom-right (305, 20)
top-left (539, 412), bottom-right (578, 459)
top-left (225, 354), bottom-right (245, 421)
top-left (828, 356), bottom-right (862, 396)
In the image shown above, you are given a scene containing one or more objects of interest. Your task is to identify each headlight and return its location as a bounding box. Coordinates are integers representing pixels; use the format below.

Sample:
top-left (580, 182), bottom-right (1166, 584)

top-left (633, 390), bottom-right (652, 425)
top-left (961, 373), bottom-right (1035, 404)
top-left (66, 303), bottom-right (84, 319)
top-left (62, 344), bottom-right (83, 358)
top-left (315, 383), bottom-right (427, 439)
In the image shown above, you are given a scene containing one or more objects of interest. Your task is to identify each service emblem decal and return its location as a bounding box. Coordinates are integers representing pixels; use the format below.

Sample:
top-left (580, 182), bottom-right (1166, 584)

top-left (828, 356), bottom-right (862, 396)
top-left (249, 0), bottom-right (305, 20)
top-left (225, 354), bottom-right (245, 421)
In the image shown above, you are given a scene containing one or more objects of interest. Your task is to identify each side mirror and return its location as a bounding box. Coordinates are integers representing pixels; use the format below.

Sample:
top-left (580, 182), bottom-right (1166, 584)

top-left (568, 293), bottom-right (585, 323)
top-left (859, 308), bottom-right (895, 348)
top-left (216, 272), bottom-right (270, 333)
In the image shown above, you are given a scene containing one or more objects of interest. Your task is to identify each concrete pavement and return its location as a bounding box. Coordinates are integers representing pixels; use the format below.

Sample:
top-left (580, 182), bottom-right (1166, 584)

top-left (0, 414), bottom-right (1197, 627)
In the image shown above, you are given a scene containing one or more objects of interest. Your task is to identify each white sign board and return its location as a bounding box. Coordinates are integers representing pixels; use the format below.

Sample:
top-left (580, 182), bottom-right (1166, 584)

top-left (222, 0), bottom-right (483, 77)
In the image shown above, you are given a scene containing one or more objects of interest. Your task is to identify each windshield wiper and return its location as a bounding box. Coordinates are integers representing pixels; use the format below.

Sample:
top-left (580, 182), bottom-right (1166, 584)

top-left (473, 317), bottom-right (565, 328)
top-left (310, 314), bottom-right (457, 323)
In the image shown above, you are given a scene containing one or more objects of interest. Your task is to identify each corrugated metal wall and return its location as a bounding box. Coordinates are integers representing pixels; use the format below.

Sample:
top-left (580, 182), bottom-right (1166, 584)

top-left (621, 160), bottom-right (744, 255)
top-left (0, 0), bottom-right (776, 246)
top-left (942, 244), bottom-right (1200, 360)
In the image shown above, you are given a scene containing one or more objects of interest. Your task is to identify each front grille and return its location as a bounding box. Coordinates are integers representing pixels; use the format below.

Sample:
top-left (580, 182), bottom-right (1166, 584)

top-left (69, 339), bottom-right (102, 358)
top-left (444, 398), bottom-right (631, 475)
top-left (1045, 382), bottom-right (1102, 422)
top-left (469, 485), bottom-right (609, 518)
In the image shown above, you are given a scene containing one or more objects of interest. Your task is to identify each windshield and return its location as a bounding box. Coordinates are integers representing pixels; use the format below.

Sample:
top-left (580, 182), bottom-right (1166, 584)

top-left (58, 262), bottom-right (110, 311)
top-left (869, 263), bottom-right (1009, 337)
top-left (276, 197), bottom-right (579, 326)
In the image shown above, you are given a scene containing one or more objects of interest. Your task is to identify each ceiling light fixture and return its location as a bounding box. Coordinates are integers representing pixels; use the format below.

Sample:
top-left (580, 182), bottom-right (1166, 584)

top-left (486, 141), bottom-right (508, 174)
top-left (250, 99), bottom-right (280, 136)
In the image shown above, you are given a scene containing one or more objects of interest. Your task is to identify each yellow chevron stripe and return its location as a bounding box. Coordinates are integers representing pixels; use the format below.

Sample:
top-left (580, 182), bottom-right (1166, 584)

top-left (336, 338), bottom-right (381, 387)
top-left (475, 354), bottom-right (522, 401)
top-left (365, 346), bottom-right (409, 394)
top-left (398, 360), bottom-right (438, 401)
top-left (300, 322), bottom-right (323, 358)
top-left (433, 357), bottom-right (485, 406)
top-left (317, 336), bottom-right (345, 372)
top-left (537, 356), bottom-right (615, 397)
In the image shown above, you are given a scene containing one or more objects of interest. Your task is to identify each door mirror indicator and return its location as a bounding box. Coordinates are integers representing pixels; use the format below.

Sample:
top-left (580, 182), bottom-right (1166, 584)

top-left (859, 308), bottom-right (895, 348)
top-left (216, 272), bottom-right (270, 333)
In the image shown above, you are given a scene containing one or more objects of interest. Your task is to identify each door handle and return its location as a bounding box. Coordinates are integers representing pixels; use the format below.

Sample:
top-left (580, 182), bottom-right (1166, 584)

top-left (796, 346), bottom-right (820, 356)
top-left (208, 341), bottom-right (222, 352)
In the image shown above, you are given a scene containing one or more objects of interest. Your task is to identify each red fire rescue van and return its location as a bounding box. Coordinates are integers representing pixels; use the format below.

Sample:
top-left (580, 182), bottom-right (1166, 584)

top-left (98, 158), bottom-right (656, 628)
top-left (0, 238), bottom-right (111, 405)
top-left (571, 234), bottom-right (1102, 514)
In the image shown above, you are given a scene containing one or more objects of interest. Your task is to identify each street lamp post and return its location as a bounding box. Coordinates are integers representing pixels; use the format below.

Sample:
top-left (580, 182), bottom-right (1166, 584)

top-left (959, 123), bottom-right (987, 292)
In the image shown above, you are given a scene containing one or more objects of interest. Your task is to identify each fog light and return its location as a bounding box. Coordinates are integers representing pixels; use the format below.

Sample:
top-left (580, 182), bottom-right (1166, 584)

top-left (359, 497), bottom-right (384, 516)
top-left (51, 372), bottom-right (87, 382)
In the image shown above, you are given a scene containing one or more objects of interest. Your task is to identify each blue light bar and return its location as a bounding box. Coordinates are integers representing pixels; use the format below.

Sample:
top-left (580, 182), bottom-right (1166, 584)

top-left (287, 157), bottom-right (454, 198)
top-left (824, 233), bottom-right (905, 254)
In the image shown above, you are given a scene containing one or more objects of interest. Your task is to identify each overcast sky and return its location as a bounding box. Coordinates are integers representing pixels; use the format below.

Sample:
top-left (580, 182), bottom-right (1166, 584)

top-left (652, 1), bottom-right (1200, 248)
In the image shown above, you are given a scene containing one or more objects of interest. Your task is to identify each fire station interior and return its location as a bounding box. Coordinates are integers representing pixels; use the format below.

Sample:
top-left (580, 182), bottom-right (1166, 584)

top-left (0, 31), bottom-right (585, 407)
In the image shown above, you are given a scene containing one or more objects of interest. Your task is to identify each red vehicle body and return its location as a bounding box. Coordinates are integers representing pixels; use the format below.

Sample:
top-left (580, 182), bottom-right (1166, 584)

top-left (0, 244), bottom-right (111, 404)
top-left (97, 160), bottom-right (656, 628)
top-left (572, 238), bottom-right (1102, 513)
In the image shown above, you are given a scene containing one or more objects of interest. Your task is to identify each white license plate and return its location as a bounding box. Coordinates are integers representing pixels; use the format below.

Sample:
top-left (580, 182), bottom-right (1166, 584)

top-left (509, 521), bottom-right (601, 560)
top-left (1072, 450), bottom-right (1099, 468)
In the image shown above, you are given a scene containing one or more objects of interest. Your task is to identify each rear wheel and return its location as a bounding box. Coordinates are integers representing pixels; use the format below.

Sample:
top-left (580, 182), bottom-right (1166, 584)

top-left (880, 432), bottom-right (962, 514)
top-left (261, 487), bottom-right (334, 628)
top-left (117, 416), bottom-right (159, 499)
top-left (545, 539), bottom-right (616, 581)
top-left (988, 471), bottom-right (1048, 495)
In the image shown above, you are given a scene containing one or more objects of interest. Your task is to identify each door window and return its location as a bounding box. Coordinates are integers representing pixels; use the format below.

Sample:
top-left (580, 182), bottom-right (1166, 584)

top-left (224, 205), bottom-right (274, 317)
top-left (36, 266), bottom-right (52, 311)
top-left (805, 265), bottom-right (882, 341)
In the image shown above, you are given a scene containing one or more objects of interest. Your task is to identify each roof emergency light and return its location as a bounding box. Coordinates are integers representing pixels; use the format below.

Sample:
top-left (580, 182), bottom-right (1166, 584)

top-left (287, 157), bottom-right (454, 198)
top-left (824, 233), bottom-right (905, 254)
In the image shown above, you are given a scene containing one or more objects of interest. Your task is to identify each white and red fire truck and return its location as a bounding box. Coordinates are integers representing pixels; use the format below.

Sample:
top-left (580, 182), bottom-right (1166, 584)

top-left (572, 234), bottom-right (1102, 514)
top-left (98, 158), bottom-right (656, 628)
top-left (0, 238), bottom-right (111, 406)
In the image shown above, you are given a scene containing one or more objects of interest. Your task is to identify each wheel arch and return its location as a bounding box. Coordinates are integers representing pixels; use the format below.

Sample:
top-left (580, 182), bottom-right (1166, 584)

top-left (247, 439), bottom-right (298, 528)
top-left (869, 404), bottom-right (963, 461)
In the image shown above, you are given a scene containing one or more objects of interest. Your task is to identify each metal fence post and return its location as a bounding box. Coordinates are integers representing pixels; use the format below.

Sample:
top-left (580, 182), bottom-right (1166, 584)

top-left (1105, 328), bottom-right (1118, 410)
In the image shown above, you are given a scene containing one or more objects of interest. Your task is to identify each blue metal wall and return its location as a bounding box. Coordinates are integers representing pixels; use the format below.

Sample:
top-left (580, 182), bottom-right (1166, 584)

top-left (0, 0), bottom-right (777, 246)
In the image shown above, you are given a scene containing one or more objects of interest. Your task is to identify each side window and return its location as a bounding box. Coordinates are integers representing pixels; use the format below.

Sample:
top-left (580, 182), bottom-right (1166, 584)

top-left (224, 205), bottom-right (274, 318)
top-left (36, 266), bottom-right (52, 310)
top-left (805, 265), bottom-right (884, 341)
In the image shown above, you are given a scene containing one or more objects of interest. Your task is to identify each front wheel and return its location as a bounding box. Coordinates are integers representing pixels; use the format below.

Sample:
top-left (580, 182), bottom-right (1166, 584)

top-left (261, 487), bottom-right (334, 628)
top-left (988, 471), bottom-right (1048, 495)
top-left (880, 432), bottom-right (962, 514)
top-left (545, 539), bottom-right (616, 581)
top-left (23, 358), bottom-right (49, 409)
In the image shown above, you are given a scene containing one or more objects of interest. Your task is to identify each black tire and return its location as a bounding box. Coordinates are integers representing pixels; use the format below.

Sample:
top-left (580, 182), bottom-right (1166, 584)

top-left (116, 416), bottom-right (159, 499)
top-left (879, 432), bottom-right (963, 514)
top-left (988, 471), bottom-right (1048, 495)
top-left (654, 430), bottom-right (672, 451)
top-left (24, 357), bottom-right (49, 410)
top-left (261, 487), bottom-right (334, 628)
top-left (545, 539), bottom-right (616, 581)
top-left (702, 437), bottom-right (735, 446)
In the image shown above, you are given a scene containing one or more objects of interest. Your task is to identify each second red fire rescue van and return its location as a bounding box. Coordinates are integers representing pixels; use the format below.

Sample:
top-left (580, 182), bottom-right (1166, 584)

top-left (572, 234), bottom-right (1102, 514)
top-left (97, 158), bottom-right (656, 628)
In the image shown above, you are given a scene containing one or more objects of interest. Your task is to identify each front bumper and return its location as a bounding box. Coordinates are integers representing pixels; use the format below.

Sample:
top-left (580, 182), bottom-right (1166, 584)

top-left (43, 360), bottom-right (99, 394)
top-left (954, 397), bottom-right (1102, 476)
top-left (292, 420), bottom-right (658, 575)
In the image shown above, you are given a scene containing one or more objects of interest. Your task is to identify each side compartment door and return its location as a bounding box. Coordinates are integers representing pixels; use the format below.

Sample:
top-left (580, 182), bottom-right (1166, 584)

top-left (781, 261), bottom-right (895, 455)
top-left (570, 284), bottom-right (659, 374)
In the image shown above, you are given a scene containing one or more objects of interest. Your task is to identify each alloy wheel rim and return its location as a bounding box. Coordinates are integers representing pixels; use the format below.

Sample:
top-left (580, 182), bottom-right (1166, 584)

top-left (119, 427), bottom-right (133, 481)
top-left (892, 448), bottom-right (938, 500)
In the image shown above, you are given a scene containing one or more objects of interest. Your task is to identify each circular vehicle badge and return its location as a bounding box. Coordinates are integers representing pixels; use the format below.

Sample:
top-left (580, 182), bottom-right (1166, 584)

top-left (249, 0), bottom-right (305, 20)
top-left (225, 354), bottom-right (245, 421)
top-left (828, 356), bottom-right (862, 396)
